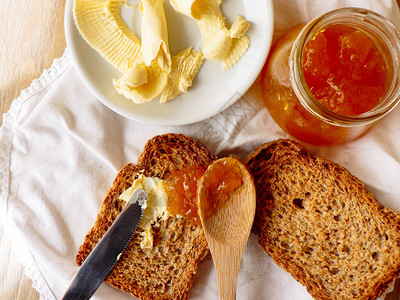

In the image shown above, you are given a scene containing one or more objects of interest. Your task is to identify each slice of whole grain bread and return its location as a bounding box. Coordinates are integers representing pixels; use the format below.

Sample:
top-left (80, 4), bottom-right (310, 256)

top-left (245, 139), bottom-right (400, 300)
top-left (76, 133), bottom-right (217, 300)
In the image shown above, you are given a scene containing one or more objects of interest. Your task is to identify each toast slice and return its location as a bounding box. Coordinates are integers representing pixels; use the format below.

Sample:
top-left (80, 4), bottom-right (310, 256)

top-left (76, 133), bottom-right (217, 299)
top-left (245, 139), bottom-right (400, 300)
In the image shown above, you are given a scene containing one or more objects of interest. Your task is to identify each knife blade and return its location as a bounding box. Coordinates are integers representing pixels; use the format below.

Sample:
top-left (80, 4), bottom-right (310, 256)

top-left (62, 188), bottom-right (147, 300)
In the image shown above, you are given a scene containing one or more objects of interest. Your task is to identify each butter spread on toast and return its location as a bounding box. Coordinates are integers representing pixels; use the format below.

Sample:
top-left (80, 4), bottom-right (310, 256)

top-left (120, 175), bottom-right (170, 249)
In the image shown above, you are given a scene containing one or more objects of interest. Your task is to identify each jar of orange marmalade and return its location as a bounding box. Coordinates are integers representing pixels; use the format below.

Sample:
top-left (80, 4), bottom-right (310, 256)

top-left (261, 8), bottom-right (400, 145)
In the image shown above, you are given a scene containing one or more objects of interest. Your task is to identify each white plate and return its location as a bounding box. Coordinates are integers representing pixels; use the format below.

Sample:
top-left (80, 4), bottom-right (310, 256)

top-left (64, 0), bottom-right (274, 125)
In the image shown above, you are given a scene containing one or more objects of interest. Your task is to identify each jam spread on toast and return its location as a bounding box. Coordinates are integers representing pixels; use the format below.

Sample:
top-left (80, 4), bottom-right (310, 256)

top-left (165, 165), bottom-right (206, 226)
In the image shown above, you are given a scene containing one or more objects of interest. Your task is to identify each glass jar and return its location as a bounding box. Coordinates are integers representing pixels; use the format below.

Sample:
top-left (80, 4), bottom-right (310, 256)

top-left (261, 8), bottom-right (400, 145)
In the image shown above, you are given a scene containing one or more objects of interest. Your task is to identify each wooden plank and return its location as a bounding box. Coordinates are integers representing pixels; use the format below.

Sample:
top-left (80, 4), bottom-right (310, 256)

top-left (0, 0), bottom-right (66, 124)
top-left (0, 226), bottom-right (39, 299)
top-left (0, 2), bottom-right (66, 299)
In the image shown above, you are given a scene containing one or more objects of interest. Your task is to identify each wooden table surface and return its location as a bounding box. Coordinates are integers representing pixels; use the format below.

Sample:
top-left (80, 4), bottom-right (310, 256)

top-left (0, 1), bottom-right (66, 299)
top-left (0, 0), bottom-right (399, 299)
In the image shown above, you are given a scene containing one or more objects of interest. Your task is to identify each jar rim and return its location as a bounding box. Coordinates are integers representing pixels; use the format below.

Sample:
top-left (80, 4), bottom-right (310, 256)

top-left (289, 7), bottom-right (400, 127)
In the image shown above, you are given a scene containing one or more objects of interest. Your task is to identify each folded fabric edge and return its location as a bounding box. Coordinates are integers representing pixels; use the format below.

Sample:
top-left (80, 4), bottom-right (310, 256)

top-left (0, 48), bottom-right (71, 216)
top-left (2, 224), bottom-right (57, 300)
top-left (0, 48), bottom-right (71, 300)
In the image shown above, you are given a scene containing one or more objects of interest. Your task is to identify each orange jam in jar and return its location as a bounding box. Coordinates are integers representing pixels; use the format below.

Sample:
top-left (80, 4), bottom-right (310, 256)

top-left (303, 24), bottom-right (387, 116)
top-left (261, 8), bottom-right (400, 145)
top-left (165, 165), bottom-right (206, 226)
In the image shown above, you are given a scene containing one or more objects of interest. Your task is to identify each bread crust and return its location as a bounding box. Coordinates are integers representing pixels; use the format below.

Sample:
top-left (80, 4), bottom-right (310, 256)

top-left (76, 133), bottom-right (217, 299)
top-left (245, 139), bottom-right (400, 300)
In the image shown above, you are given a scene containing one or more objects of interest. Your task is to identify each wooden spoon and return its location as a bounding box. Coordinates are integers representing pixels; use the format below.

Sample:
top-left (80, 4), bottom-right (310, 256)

top-left (197, 157), bottom-right (256, 300)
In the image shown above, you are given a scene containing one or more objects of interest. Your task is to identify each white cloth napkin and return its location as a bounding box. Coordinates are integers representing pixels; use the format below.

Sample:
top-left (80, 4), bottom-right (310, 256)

top-left (1, 0), bottom-right (400, 299)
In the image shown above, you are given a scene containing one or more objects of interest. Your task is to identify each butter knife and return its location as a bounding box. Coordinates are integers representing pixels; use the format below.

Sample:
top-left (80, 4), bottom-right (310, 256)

top-left (62, 188), bottom-right (147, 300)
